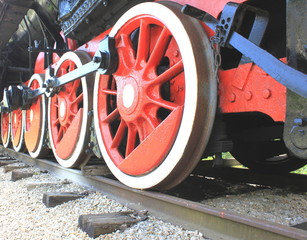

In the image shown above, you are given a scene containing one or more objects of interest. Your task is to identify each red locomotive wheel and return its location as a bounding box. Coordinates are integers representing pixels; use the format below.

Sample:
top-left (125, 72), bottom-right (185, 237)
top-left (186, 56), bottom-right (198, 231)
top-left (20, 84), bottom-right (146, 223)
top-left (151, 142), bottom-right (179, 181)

top-left (24, 74), bottom-right (49, 158)
top-left (48, 51), bottom-right (94, 168)
top-left (11, 108), bottom-right (25, 152)
top-left (94, 2), bottom-right (217, 189)
top-left (1, 112), bottom-right (11, 148)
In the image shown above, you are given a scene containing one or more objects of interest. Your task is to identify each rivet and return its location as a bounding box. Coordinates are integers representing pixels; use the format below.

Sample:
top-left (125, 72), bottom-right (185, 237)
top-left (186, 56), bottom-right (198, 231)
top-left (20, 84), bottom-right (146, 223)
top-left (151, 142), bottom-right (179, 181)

top-left (229, 93), bottom-right (236, 102)
top-left (245, 91), bottom-right (252, 101)
top-left (263, 89), bottom-right (271, 99)
top-left (174, 50), bottom-right (180, 57)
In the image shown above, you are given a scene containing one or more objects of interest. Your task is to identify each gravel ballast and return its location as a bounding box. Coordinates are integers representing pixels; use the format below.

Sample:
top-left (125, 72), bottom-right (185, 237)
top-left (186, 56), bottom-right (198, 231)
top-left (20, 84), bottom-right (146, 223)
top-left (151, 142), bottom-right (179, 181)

top-left (0, 165), bottom-right (206, 240)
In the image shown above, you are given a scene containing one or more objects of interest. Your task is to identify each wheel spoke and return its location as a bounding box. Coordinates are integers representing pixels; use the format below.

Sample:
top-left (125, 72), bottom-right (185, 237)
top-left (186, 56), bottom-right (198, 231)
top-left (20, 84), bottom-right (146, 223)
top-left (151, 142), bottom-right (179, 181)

top-left (150, 60), bottom-right (183, 86)
top-left (52, 117), bottom-right (60, 126)
top-left (125, 124), bottom-right (137, 156)
top-left (70, 80), bottom-right (80, 96)
top-left (72, 93), bottom-right (83, 105)
top-left (103, 108), bottom-right (120, 123)
top-left (136, 19), bottom-right (150, 67)
top-left (111, 120), bottom-right (127, 148)
top-left (57, 126), bottom-right (64, 143)
top-left (136, 118), bottom-right (155, 142)
top-left (68, 61), bottom-right (75, 71)
top-left (150, 98), bottom-right (179, 111)
top-left (119, 34), bottom-right (135, 68)
top-left (59, 68), bottom-right (66, 76)
top-left (145, 26), bottom-right (172, 72)
top-left (101, 89), bottom-right (117, 96)
top-left (143, 113), bottom-right (160, 130)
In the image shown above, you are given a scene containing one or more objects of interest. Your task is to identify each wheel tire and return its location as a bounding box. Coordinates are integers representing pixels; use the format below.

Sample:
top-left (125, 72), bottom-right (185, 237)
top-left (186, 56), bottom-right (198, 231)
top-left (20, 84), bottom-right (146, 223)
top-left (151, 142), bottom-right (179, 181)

top-left (11, 108), bottom-right (25, 152)
top-left (1, 112), bottom-right (11, 148)
top-left (48, 51), bottom-right (94, 168)
top-left (94, 2), bottom-right (217, 189)
top-left (25, 74), bottom-right (50, 158)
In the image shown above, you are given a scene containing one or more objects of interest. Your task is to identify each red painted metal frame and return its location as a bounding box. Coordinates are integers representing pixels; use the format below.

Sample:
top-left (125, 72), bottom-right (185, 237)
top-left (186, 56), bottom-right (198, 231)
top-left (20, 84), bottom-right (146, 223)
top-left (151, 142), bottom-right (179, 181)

top-left (219, 59), bottom-right (287, 122)
top-left (34, 0), bottom-right (287, 125)
top-left (165, 0), bottom-right (287, 123)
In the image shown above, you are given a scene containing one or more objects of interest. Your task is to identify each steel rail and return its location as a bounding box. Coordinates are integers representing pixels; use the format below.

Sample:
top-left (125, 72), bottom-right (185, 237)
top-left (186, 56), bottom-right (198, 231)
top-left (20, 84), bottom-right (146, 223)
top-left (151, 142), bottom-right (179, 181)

top-left (1, 145), bottom-right (306, 240)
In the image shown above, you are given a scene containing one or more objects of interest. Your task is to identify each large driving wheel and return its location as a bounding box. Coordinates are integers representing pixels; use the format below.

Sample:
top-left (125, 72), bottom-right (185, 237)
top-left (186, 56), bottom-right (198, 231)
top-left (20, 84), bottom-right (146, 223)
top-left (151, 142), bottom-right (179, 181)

top-left (1, 112), bottom-right (11, 148)
top-left (25, 74), bottom-right (49, 158)
top-left (48, 51), bottom-right (94, 168)
top-left (94, 2), bottom-right (217, 189)
top-left (11, 108), bottom-right (25, 152)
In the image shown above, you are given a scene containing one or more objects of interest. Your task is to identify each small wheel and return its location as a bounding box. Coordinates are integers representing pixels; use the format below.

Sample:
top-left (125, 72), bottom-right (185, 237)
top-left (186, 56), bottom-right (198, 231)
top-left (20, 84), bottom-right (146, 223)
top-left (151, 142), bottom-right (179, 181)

top-left (24, 74), bottom-right (49, 158)
top-left (232, 140), bottom-right (307, 173)
top-left (11, 108), bottom-right (25, 152)
top-left (48, 51), bottom-right (94, 168)
top-left (1, 112), bottom-right (11, 148)
top-left (94, 2), bottom-right (216, 189)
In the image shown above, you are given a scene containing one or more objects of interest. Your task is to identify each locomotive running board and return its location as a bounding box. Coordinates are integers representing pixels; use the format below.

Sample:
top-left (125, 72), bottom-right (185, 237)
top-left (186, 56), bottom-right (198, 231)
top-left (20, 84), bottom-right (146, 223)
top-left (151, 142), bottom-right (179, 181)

top-left (182, 3), bottom-right (307, 99)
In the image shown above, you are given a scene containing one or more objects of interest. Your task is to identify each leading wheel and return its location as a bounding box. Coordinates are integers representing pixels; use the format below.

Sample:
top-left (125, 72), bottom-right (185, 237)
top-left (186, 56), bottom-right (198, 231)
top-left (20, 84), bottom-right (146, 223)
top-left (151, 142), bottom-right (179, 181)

top-left (1, 112), bottom-right (11, 148)
top-left (48, 51), bottom-right (94, 168)
top-left (232, 139), bottom-right (307, 173)
top-left (94, 2), bottom-right (217, 189)
top-left (25, 74), bottom-right (49, 158)
top-left (11, 108), bottom-right (25, 152)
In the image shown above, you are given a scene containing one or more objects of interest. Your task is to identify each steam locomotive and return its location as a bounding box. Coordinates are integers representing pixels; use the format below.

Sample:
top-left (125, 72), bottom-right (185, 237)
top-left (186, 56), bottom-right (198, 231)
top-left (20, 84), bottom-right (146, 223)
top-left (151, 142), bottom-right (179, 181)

top-left (0, 0), bottom-right (306, 189)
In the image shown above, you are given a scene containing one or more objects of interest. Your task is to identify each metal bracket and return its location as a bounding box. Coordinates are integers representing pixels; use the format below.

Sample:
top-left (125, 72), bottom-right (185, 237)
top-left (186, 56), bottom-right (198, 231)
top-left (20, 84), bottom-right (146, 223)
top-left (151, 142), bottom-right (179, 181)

top-left (0, 84), bottom-right (46, 112)
top-left (44, 35), bottom-right (118, 97)
top-left (182, 3), bottom-right (307, 98)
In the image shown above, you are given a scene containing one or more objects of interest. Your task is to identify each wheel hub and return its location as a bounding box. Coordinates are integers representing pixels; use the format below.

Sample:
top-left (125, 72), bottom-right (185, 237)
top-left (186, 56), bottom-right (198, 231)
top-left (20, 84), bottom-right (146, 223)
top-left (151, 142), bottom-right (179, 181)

top-left (117, 75), bottom-right (141, 120)
top-left (59, 99), bottom-right (67, 120)
top-left (14, 113), bottom-right (17, 125)
top-left (122, 84), bottom-right (135, 108)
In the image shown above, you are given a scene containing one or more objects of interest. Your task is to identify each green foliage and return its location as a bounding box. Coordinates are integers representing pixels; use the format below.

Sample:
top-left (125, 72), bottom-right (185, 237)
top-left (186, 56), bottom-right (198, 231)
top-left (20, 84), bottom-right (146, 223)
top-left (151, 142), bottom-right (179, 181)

top-left (291, 164), bottom-right (307, 175)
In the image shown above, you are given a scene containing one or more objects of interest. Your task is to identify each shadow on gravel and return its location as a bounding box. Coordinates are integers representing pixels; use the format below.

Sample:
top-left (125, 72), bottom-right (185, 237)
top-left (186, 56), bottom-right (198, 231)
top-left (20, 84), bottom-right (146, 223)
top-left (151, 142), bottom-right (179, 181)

top-left (163, 174), bottom-right (269, 202)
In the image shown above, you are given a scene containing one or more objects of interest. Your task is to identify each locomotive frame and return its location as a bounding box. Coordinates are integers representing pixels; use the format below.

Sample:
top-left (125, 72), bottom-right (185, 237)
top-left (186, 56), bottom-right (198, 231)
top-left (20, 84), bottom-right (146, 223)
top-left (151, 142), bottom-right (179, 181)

top-left (0, 0), bottom-right (306, 190)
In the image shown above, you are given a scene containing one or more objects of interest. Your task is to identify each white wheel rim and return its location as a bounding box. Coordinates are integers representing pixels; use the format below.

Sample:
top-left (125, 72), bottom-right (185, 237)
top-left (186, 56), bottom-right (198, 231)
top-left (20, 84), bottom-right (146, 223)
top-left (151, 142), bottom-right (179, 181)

top-left (25, 74), bottom-right (48, 158)
top-left (11, 109), bottom-right (25, 152)
top-left (1, 112), bottom-right (11, 148)
top-left (94, 2), bottom-right (216, 189)
top-left (48, 51), bottom-right (93, 168)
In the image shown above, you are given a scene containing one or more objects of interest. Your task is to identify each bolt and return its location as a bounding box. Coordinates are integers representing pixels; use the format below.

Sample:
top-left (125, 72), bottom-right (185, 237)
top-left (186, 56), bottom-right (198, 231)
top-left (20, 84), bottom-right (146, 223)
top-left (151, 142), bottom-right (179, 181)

top-left (93, 56), bottom-right (101, 63)
top-left (85, 148), bottom-right (93, 155)
top-left (174, 50), bottom-right (180, 57)
top-left (263, 89), bottom-right (271, 99)
top-left (229, 93), bottom-right (236, 103)
top-left (245, 91), bottom-right (252, 101)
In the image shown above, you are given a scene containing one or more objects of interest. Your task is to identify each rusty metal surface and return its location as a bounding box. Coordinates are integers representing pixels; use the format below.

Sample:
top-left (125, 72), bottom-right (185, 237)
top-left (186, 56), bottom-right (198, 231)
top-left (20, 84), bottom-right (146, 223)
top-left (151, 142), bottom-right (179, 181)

top-left (1, 145), bottom-right (306, 240)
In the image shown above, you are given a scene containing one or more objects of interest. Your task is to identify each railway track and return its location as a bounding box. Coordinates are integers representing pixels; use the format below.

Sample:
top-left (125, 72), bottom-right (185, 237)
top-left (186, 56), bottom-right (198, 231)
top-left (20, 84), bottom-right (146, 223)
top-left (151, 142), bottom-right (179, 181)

top-left (1, 145), bottom-right (306, 240)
